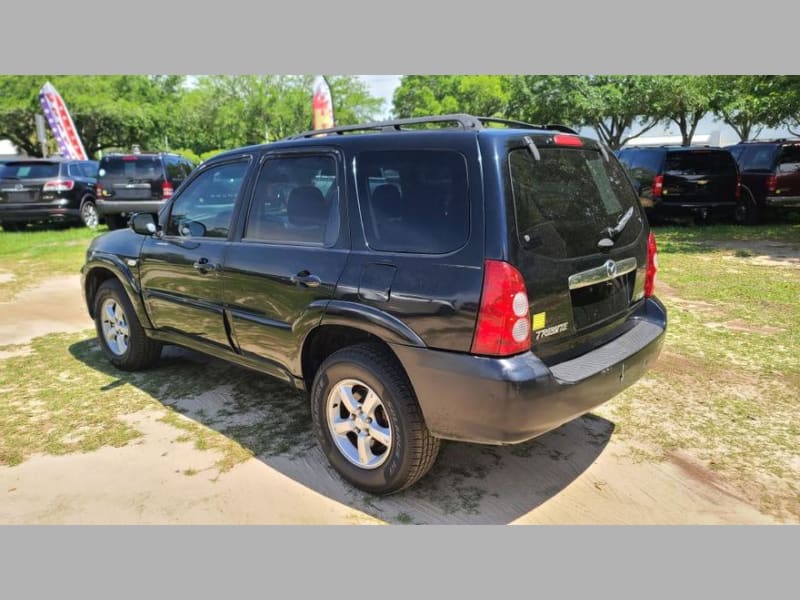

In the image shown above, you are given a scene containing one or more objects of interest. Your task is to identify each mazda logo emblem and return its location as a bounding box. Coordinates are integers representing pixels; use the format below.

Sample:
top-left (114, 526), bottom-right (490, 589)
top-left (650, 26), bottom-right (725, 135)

top-left (605, 260), bottom-right (617, 278)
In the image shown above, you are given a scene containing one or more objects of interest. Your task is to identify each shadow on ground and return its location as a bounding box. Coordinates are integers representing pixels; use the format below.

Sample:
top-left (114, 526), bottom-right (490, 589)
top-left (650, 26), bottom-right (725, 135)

top-left (69, 338), bottom-right (613, 524)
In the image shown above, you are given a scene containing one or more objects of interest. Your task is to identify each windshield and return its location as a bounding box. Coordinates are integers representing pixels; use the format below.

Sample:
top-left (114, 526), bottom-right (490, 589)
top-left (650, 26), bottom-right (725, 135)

top-left (509, 147), bottom-right (642, 258)
top-left (0, 162), bottom-right (60, 179)
top-left (99, 156), bottom-right (162, 181)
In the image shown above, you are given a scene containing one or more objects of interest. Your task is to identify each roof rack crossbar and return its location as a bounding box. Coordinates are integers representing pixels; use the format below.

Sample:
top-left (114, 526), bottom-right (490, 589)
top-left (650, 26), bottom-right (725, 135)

top-left (284, 113), bottom-right (580, 140)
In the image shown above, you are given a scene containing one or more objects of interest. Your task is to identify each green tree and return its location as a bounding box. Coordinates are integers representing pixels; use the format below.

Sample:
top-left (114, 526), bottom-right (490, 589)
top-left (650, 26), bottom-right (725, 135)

top-left (392, 75), bottom-right (510, 118)
top-left (651, 76), bottom-right (714, 146)
top-left (711, 75), bottom-right (789, 141)
top-left (0, 75), bottom-right (185, 157)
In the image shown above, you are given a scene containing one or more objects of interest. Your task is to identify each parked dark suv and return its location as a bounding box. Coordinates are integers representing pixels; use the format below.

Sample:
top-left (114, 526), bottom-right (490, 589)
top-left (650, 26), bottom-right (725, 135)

top-left (616, 146), bottom-right (741, 222)
top-left (726, 139), bottom-right (800, 223)
top-left (0, 158), bottom-right (99, 230)
top-left (81, 115), bottom-right (666, 494)
top-left (95, 151), bottom-right (195, 230)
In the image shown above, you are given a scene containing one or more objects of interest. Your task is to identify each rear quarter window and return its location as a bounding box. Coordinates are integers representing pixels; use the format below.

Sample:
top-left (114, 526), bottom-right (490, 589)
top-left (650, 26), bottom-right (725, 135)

top-left (355, 150), bottom-right (470, 254)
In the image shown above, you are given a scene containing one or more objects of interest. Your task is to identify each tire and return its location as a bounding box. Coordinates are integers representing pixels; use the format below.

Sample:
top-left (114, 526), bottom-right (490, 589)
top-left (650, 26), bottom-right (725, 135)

top-left (94, 279), bottom-right (162, 371)
top-left (80, 199), bottom-right (99, 229)
top-left (105, 214), bottom-right (127, 230)
top-left (310, 343), bottom-right (441, 495)
top-left (734, 188), bottom-right (759, 226)
top-left (1, 221), bottom-right (25, 232)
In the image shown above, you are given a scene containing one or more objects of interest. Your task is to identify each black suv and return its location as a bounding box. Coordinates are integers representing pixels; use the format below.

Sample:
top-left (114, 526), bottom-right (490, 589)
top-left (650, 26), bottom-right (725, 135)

top-left (0, 158), bottom-right (99, 230)
top-left (616, 146), bottom-right (741, 222)
top-left (726, 139), bottom-right (800, 223)
top-left (95, 151), bottom-right (195, 230)
top-left (81, 115), bottom-right (666, 494)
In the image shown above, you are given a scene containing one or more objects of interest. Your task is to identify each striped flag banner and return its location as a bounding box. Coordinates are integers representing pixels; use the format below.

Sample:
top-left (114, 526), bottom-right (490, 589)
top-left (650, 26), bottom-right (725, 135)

top-left (38, 81), bottom-right (88, 160)
top-left (312, 76), bottom-right (335, 131)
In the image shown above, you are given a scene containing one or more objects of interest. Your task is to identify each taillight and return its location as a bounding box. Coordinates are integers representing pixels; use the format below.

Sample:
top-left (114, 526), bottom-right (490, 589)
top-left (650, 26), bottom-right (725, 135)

top-left (645, 232), bottom-right (658, 298)
top-left (553, 134), bottom-right (583, 147)
top-left (471, 260), bottom-right (531, 356)
top-left (766, 175), bottom-right (778, 193)
top-left (162, 181), bottom-right (174, 199)
top-left (735, 175), bottom-right (741, 200)
top-left (43, 179), bottom-right (75, 193)
top-left (652, 175), bottom-right (663, 198)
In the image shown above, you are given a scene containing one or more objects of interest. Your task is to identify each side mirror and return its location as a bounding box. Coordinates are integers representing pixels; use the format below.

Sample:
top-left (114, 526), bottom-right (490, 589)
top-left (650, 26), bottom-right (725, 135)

top-left (130, 212), bottom-right (157, 235)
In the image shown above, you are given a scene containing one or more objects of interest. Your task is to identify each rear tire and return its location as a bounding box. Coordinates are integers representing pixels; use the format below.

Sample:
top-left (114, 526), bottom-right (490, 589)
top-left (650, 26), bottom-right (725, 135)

top-left (105, 215), bottom-right (127, 230)
top-left (80, 199), bottom-right (99, 229)
top-left (94, 279), bottom-right (162, 371)
top-left (734, 188), bottom-right (759, 226)
top-left (310, 343), bottom-right (440, 495)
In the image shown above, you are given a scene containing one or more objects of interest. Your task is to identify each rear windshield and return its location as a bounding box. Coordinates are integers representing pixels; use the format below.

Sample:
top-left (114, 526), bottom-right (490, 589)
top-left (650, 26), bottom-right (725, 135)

top-left (664, 151), bottom-right (736, 176)
top-left (510, 147), bottom-right (642, 259)
top-left (355, 150), bottom-right (469, 254)
top-left (617, 149), bottom-right (664, 177)
top-left (99, 156), bottom-right (163, 181)
top-left (736, 145), bottom-right (778, 171)
top-left (0, 162), bottom-right (60, 179)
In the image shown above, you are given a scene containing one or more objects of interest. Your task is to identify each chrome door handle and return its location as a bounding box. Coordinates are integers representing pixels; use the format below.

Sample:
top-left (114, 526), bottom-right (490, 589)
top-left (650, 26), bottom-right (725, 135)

top-left (292, 270), bottom-right (321, 287)
top-left (193, 258), bottom-right (218, 274)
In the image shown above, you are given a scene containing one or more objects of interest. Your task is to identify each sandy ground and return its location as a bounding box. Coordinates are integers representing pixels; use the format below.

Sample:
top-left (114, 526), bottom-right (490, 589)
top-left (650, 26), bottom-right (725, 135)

top-left (0, 275), bottom-right (779, 524)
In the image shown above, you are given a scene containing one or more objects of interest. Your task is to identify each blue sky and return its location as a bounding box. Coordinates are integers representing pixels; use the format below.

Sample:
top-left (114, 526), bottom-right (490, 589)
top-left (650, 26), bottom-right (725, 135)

top-left (359, 75), bottom-right (794, 145)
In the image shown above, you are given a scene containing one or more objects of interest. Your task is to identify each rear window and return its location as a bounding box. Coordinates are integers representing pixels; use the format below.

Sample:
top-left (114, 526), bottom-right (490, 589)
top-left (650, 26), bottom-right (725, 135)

top-left (617, 149), bottom-right (664, 177)
top-left (0, 162), bottom-right (59, 179)
top-left (776, 145), bottom-right (800, 173)
top-left (99, 156), bottom-right (163, 181)
top-left (356, 150), bottom-right (469, 254)
top-left (664, 151), bottom-right (736, 176)
top-left (510, 147), bottom-right (642, 259)
top-left (736, 145), bottom-right (778, 171)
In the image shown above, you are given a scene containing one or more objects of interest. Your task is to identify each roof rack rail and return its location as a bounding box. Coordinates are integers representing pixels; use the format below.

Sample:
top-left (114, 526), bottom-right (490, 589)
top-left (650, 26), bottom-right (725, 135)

top-left (284, 113), bottom-right (579, 140)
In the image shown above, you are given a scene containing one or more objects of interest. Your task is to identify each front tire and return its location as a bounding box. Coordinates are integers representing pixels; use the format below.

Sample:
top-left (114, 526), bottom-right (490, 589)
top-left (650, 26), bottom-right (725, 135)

top-left (310, 343), bottom-right (440, 495)
top-left (94, 279), bottom-right (162, 371)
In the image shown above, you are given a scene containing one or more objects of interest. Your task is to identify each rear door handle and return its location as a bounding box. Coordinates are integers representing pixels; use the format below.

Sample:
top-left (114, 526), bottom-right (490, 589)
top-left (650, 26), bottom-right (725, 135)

top-left (193, 257), bottom-right (219, 274)
top-left (292, 270), bottom-right (321, 288)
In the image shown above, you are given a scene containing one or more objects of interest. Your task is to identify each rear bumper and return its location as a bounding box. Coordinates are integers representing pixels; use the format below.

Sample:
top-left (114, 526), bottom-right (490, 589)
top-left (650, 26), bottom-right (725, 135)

top-left (96, 199), bottom-right (165, 216)
top-left (765, 195), bottom-right (800, 208)
top-left (647, 199), bottom-right (736, 217)
top-left (0, 203), bottom-right (80, 222)
top-left (391, 297), bottom-right (667, 444)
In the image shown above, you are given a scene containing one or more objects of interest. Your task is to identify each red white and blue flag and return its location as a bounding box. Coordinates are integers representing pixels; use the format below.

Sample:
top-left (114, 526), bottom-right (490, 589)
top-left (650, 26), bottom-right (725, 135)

top-left (38, 81), bottom-right (88, 160)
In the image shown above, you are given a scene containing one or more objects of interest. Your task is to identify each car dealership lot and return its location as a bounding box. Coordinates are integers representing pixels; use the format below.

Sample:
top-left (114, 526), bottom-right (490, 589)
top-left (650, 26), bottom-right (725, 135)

top-left (0, 224), bottom-right (798, 524)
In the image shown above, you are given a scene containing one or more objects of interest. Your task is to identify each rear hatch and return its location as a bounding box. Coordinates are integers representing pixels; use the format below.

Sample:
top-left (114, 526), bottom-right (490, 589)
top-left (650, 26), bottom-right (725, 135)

top-left (0, 161), bottom-right (60, 204)
top-left (774, 143), bottom-right (800, 197)
top-left (507, 136), bottom-right (648, 363)
top-left (661, 149), bottom-right (737, 204)
top-left (98, 156), bottom-right (165, 200)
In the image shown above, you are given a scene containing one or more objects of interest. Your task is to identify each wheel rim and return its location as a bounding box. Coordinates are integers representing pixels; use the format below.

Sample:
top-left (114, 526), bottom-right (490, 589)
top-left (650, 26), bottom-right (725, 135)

top-left (82, 202), bottom-right (98, 229)
top-left (326, 379), bottom-right (392, 470)
top-left (100, 298), bottom-right (130, 356)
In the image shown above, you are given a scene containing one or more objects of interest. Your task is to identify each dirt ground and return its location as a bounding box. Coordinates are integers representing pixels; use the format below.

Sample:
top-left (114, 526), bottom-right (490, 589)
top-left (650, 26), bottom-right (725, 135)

top-left (0, 274), bottom-right (780, 524)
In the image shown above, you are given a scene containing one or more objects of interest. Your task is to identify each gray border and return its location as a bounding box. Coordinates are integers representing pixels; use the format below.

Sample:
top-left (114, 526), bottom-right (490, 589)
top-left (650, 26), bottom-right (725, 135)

top-left (2, 1), bottom-right (799, 72)
top-left (1, 526), bottom-right (797, 596)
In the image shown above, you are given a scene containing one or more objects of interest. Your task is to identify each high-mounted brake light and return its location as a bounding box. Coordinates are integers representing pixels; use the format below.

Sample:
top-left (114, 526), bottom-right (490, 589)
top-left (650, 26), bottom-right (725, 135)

top-left (122, 156), bottom-right (138, 161)
top-left (162, 181), bottom-right (174, 199)
top-left (645, 232), bottom-right (658, 298)
top-left (43, 179), bottom-right (75, 193)
top-left (553, 134), bottom-right (583, 147)
top-left (652, 174), bottom-right (664, 198)
top-left (471, 260), bottom-right (531, 357)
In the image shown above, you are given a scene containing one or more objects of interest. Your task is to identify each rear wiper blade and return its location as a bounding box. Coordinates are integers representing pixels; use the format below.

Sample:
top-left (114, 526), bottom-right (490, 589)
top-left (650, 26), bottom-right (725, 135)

top-left (597, 206), bottom-right (635, 248)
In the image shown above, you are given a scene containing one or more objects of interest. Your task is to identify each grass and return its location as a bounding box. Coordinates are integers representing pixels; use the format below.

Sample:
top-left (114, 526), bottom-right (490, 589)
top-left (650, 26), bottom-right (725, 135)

top-left (0, 225), bottom-right (108, 301)
top-left (594, 222), bottom-right (800, 520)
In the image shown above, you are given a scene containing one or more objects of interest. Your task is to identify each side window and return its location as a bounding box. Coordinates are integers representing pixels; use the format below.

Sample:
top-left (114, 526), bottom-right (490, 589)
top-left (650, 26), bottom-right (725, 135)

top-left (244, 154), bottom-right (340, 246)
top-left (777, 146), bottom-right (800, 173)
top-left (355, 150), bottom-right (470, 254)
top-left (67, 163), bottom-right (81, 178)
top-left (165, 156), bottom-right (187, 183)
top-left (165, 161), bottom-right (248, 239)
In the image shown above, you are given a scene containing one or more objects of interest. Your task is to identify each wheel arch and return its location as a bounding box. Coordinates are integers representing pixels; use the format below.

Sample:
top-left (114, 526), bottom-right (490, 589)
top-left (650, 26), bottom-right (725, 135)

top-left (83, 255), bottom-right (152, 328)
